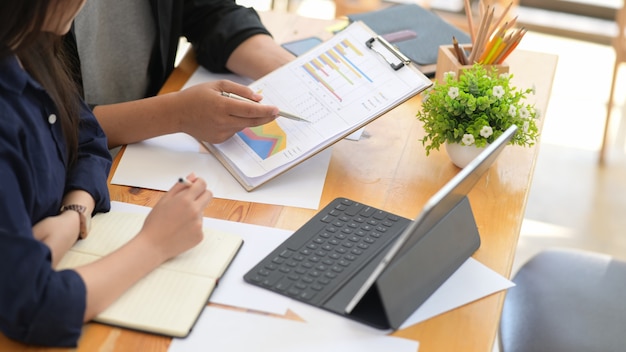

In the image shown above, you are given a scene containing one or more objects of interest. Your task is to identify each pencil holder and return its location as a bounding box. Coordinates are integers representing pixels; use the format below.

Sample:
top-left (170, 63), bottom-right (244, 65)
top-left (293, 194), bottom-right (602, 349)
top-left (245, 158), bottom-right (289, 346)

top-left (435, 45), bottom-right (509, 84)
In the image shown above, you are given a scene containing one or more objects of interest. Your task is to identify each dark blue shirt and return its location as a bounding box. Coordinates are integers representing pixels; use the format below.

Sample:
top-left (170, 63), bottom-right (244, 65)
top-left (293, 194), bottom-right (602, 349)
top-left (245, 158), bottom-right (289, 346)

top-left (0, 55), bottom-right (111, 347)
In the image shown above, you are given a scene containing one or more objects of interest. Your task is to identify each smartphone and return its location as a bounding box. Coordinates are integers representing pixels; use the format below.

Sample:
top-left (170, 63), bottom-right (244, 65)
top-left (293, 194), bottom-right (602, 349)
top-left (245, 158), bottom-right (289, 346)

top-left (281, 36), bottom-right (323, 56)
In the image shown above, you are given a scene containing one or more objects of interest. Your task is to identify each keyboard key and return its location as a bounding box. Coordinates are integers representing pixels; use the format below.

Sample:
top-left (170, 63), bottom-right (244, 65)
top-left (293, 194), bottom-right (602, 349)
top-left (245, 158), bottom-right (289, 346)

top-left (300, 290), bottom-right (317, 300)
top-left (321, 215), bottom-right (333, 223)
top-left (360, 207), bottom-right (375, 217)
top-left (373, 210), bottom-right (387, 220)
top-left (275, 278), bottom-right (292, 291)
top-left (261, 272), bottom-right (283, 287)
top-left (279, 249), bottom-right (294, 258)
top-left (344, 203), bottom-right (361, 216)
top-left (271, 257), bottom-right (285, 264)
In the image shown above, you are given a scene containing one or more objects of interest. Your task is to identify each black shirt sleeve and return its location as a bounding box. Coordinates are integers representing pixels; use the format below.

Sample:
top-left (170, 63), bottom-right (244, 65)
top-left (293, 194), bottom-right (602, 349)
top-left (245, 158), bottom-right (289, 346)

top-left (181, 0), bottom-right (272, 73)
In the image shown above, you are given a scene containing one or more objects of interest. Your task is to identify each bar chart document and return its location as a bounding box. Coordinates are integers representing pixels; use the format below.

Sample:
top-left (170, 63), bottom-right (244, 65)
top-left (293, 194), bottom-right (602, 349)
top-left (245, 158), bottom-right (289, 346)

top-left (202, 21), bottom-right (432, 191)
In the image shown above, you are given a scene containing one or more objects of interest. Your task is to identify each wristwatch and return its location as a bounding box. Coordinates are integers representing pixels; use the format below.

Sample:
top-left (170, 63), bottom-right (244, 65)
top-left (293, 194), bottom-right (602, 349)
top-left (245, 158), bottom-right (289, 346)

top-left (60, 204), bottom-right (91, 239)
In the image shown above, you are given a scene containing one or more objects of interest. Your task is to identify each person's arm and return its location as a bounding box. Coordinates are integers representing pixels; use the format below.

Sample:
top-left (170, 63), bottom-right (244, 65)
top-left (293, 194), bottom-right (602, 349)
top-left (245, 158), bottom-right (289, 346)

top-left (94, 79), bottom-right (280, 148)
top-left (33, 102), bottom-right (109, 265)
top-left (92, 92), bottom-right (186, 148)
top-left (0, 102), bottom-right (92, 347)
top-left (225, 33), bottom-right (295, 80)
top-left (32, 190), bottom-right (95, 266)
top-left (183, 0), bottom-right (294, 79)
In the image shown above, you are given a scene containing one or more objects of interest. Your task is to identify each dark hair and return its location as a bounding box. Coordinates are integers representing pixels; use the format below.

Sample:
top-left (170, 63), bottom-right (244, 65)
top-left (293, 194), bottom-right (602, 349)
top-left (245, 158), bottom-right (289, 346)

top-left (0, 1), bottom-right (81, 164)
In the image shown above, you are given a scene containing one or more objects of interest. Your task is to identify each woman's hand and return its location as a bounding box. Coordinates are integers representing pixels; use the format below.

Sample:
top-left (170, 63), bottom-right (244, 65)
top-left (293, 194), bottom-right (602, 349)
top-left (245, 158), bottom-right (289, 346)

top-left (75, 174), bottom-right (214, 320)
top-left (137, 174), bottom-right (214, 262)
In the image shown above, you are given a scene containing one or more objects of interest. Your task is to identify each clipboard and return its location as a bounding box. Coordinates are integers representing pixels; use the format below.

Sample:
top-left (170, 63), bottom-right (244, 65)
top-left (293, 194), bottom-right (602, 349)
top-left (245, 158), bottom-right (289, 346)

top-left (348, 4), bottom-right (471, 77)
top-left (202, 21), bottom-right (433, 191)
top-left (365, 35), bottom-right (411, 71)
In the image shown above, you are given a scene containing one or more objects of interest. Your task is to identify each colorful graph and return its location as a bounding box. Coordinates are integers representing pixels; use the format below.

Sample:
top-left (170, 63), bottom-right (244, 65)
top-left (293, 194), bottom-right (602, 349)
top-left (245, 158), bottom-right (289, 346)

top-left (301, 38), bottom-right (373, 102)
top-left (237, 121), bottom-right (287, 160)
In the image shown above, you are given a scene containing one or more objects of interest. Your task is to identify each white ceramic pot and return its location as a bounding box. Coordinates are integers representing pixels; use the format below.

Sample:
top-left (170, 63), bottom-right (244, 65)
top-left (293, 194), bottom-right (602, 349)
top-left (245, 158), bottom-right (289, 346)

top-left (445, 142), bottom-right (487, 168)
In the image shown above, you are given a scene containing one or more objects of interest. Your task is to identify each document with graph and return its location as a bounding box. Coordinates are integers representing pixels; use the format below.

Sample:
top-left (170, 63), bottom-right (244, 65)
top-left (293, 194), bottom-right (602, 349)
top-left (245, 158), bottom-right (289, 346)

top-left (202, 21), bottom-right (432, 191)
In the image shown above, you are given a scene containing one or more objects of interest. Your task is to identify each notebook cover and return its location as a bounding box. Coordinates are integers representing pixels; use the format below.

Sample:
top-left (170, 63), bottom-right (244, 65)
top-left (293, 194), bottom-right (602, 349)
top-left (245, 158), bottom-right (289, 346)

top-left (348, 4), bottom-right (471, 67)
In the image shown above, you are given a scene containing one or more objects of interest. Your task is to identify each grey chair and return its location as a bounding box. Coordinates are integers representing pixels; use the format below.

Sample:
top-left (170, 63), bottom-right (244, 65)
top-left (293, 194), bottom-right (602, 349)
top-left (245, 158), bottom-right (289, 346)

top-left (499, 248), bottom-right (626, 352)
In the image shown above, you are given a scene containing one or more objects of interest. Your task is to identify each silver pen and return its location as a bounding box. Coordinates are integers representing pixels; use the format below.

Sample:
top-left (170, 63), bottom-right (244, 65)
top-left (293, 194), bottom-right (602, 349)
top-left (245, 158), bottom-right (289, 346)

top-left (221, 91), bottom-right (310, 123)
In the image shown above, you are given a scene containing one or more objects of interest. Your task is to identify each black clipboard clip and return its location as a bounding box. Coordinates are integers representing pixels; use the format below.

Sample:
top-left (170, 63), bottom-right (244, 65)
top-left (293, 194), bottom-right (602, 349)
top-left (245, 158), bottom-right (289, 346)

top-left (366, 36), bottom-right (411, 71)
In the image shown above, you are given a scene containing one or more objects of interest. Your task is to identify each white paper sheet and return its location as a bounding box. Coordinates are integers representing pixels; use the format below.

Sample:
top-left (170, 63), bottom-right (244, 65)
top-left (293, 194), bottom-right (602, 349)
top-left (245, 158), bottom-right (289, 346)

top-left (111, 132), bottom-right (331, 209)
top-left (111, 202), bottom-right (513, 335)
top-left (399, 257), bottom-right (514, 328)
top-left (286, 257), bottom-right (515, 330)
top-left (111, 60), bottom-right (335, 209)
top-left (110, 201), bottom-right (293, 315)
top-left (168, 306), bottom-right (420, 352)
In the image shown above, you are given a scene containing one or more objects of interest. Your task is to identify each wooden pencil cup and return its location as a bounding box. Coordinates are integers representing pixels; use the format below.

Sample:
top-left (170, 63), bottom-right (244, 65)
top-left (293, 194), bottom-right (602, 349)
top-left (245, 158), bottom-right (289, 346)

top-left (435, 45), bottom-right (509, 84)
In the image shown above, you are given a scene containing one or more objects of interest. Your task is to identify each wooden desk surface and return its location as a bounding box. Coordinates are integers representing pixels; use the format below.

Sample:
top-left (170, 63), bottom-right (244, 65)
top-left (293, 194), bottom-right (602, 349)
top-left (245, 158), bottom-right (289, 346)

top-left (0, 11), bottom-right (557, 352)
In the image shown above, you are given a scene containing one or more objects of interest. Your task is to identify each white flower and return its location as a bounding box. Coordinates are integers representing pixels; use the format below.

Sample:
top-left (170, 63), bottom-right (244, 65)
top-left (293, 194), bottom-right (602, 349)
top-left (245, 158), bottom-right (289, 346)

top-left (462, 134), bottom-right (475, 146)
top-left (499, 73), bottom-right (510, 79)
top-left (508, 105), bottom-right (517, 117)
top-left (448, 87), bottom-right (459, 99)
top-left (480, 126), bottom-right (493, 138)
top-left (444, 71), bottom-right (456, 80)
top-left (523, 120), bottom-right (530, 133)
top-left (519, 106), bottom-right (530, 119)
top-left (493, 86), bottom-right (504, 98)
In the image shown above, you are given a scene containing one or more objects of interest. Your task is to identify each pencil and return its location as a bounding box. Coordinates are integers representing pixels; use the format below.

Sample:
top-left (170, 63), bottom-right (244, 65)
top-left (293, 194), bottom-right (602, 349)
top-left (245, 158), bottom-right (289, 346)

top-left (486, 37), bottom-right (507, 64)
top-left (468, 5), bottom-right (493, 64)
top-left (491, 32), bottom-right (515, 64)
top-left (467, 8), bottom-right (484, 63)
top-left (479, 1), bottom-right (486, 20)
top-left (496, 27), bottom-right (526, 64)
top-left (463, 0), bottom-right (475, 43)
top-left (505, 15), bottom-right (518, 31)
top-left (453, 36), bottom-right (468, 65)
top-left (489, 40), bottom-right (508, 64)
top-left (490, 1), bottom-right (513, 37)
top-left (221, 91), bottom-right (310, 123)
top-left (482, 36), bottom-right (503, 64)
top-left (478, 7), bottom-right (495, 60)
top-left (479, 21), bottom-right (507, 63)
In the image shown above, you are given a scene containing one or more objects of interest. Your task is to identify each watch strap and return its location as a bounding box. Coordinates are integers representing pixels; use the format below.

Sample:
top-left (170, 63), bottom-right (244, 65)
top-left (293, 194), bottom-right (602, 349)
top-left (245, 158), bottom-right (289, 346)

top-left (60, 204), bottom-right (89, 239)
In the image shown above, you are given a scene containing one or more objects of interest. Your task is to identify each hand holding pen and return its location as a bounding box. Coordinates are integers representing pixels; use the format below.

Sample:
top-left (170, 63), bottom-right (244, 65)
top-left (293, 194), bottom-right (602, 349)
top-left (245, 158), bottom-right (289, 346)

top-left (173, 80), bottom-right (309, 144)
top-left (221, 91), bottom-right (309, 122)
top-left (138, 174), bottom-right (213, 262)
top-left (173, 80), bottom-right (293, 144)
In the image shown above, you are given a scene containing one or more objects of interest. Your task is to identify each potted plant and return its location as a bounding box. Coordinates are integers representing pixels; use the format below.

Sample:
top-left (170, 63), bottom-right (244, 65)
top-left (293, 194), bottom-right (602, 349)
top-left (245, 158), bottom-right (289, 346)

top-left (416, 64), bottom-right (540, 167)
